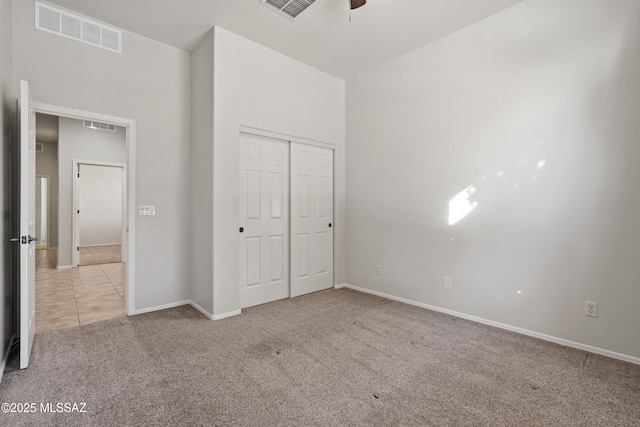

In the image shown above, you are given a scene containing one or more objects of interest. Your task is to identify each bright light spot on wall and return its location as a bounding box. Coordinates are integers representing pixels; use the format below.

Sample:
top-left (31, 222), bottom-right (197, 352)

top-left (531, 159), bottom-right (547, 180)
top-left (448, 185), bottom-right (478, 225)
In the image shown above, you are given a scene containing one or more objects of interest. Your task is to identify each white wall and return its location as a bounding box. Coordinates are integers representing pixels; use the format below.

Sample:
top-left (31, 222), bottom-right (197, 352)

top-left (57, 118), bottom-right (125, 265)
top-left (210, 27), bottom-right (346, 317)
top-left (0, 0), bottom-right (14, 374)
top-left (35, 140), bottom-right (58, 248)
top-left (79, 164), bottom-right (123, 246)
top-left (190, 30), bottom-right (214, 315)
top-left (11, 0), bottom-right (191, 310)
top-left (346, 0), bottom-right (640, 360)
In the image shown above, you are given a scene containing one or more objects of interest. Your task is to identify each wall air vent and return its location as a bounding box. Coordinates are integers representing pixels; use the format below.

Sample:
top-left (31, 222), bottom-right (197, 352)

top-left (35, 2), bottom-right (122, 53)
top-left (261, 0), bottom-right (318, 20)
top-left (84, 120), bottom-right (117, 132)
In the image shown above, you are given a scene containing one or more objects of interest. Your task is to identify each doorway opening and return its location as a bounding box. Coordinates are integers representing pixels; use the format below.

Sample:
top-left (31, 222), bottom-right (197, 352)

top-left (73, 161), bottom-right (126, 267)
top-left (30, 105), bottom-right (136, 338)
top-left (35, 175), bottom-right (49, 250)
top-left (16, 81), bottom-right (136, 370)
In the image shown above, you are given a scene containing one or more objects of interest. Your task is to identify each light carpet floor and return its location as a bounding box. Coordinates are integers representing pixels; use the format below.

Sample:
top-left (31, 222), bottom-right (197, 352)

top-left (1, 288), bottom-right (639, 426)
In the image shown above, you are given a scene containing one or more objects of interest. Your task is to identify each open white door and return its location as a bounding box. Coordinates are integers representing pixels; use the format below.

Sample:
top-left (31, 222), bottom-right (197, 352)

top-left (18, 80), bottom-right (37, 369)
top-left (290, 142), bottom-right (334, 297)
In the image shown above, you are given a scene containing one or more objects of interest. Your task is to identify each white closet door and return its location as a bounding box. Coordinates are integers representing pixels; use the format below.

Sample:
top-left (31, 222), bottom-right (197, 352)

top-left (239, 134), bottom-right (289, 308)
top-left (290, 142), bottom-right (334, 297)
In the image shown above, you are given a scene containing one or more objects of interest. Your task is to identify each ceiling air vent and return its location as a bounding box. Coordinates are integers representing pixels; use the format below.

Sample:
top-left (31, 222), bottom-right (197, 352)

top-left (35, 2), bottom-right (122, 53)
top-left (262, 0), bottom-right (318, 20)
top-left (84, 120), bottom-right (117, 132)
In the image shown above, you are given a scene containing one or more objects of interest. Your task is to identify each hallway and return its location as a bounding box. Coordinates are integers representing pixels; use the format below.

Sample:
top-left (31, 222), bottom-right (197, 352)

top-left (35, 249), bottom-right (126, 333)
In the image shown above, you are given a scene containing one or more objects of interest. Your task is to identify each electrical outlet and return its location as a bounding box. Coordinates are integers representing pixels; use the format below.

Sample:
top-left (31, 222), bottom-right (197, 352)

top-left (375, 265), bottom-right (382, 276)
top-left (443, 276), bottom-right (452, 290)
top-left (585, 301), bottom-right (598, 318)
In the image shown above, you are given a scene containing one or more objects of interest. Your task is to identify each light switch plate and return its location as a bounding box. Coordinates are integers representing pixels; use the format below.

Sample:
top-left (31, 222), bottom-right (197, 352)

top-left (139, 205), bottom-right (156, 216)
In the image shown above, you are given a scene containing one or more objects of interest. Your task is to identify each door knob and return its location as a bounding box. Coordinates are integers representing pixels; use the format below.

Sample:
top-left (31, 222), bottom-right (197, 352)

top-left (239, 227), bottom-right (244, 233)
top-left (328, 223), bottom-right (332, 228)
top-left (9, 236), bottom-right (38, 244)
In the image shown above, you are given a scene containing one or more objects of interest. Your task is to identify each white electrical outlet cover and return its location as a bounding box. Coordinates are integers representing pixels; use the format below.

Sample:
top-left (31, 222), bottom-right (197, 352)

top-left (585, 301), bottom-right (598, 317)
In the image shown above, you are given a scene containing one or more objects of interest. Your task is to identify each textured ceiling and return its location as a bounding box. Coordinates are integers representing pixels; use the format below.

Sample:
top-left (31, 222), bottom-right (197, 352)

top-left (47, 0), bottom-right (524, 79)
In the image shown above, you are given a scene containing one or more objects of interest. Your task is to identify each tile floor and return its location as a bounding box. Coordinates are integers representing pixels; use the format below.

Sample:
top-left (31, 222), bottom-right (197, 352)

top-left (79, 244), bottom-right (122, 266)
top-left (35, 248), bottom-right (126, 334)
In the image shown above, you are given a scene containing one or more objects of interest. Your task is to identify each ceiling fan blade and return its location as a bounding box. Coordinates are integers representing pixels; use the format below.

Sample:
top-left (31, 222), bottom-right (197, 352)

top-left (350, 0), bottom-right (367, 10)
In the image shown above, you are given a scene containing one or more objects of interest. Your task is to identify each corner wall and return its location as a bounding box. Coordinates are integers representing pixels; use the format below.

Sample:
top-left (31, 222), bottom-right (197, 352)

top-left (346, 0), bottom-right (640, 359)
top-left (190, 29), bottom-right (214, 315)
top-left (212, 27), bottom-right (346, 317)
top-left (0, 0), bottom-right (14, 375)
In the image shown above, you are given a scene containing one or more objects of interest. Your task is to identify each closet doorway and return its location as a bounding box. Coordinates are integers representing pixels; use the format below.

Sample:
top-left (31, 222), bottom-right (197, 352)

top-left (238, 133), bottom-right (334, 309)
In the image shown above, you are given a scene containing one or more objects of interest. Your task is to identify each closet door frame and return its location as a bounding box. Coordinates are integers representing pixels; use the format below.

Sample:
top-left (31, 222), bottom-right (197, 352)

top-left (238, 126), bottom-right (336, 308)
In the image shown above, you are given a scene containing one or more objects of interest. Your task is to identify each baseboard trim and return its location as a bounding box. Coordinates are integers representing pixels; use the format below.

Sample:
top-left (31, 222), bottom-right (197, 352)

top-left (334, 283), bottom-right (347, 289)
top-left (189, 301), bottom-right (214, 320)
top-left (79, 243), bottom-right (122, 248)
top-left (343, 284), bottom-right (640, 366)
top-left (127, 299), bottom-right (241, 321)
top-left (0, 335), bottom-right (16, 385)
top-left (213, 309), bottom-right (242, 321)
top-left (56, 265), bottom-right (72, 270)
top-left (130, 300), bottom-right (191, 316)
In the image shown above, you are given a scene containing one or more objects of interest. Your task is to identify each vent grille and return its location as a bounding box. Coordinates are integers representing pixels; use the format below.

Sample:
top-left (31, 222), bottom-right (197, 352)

top-left (262, 0), bottom-right (318, 19)
top-left (84, 121), bottom-right (117, 132)
top-left (35, 2), bottom-right (122, 53)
